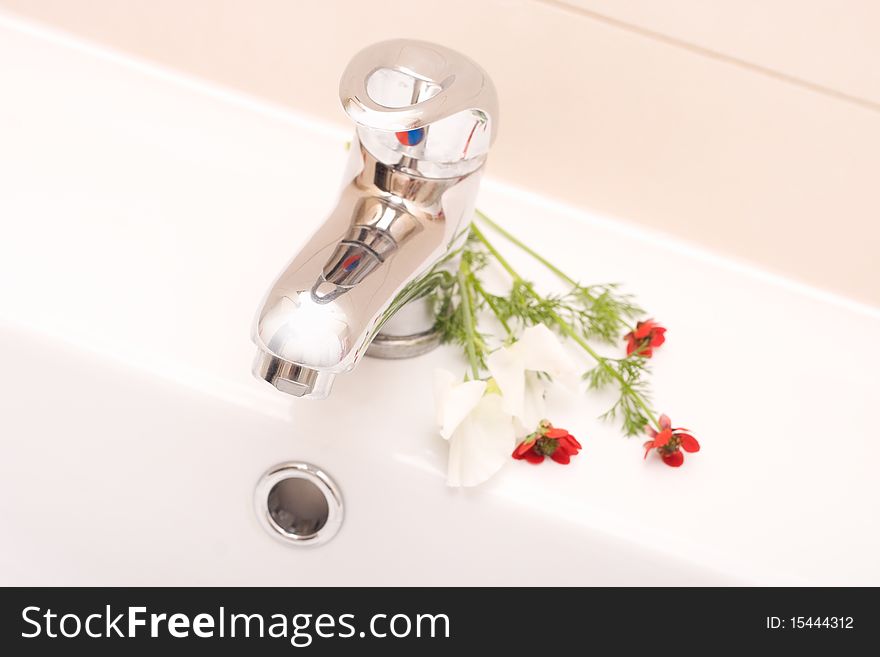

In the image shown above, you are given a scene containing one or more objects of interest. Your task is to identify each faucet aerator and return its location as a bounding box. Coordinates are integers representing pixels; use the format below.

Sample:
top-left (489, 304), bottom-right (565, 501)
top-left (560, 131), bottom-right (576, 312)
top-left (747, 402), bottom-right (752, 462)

top-left (252, 350), bottom-right (334, 399)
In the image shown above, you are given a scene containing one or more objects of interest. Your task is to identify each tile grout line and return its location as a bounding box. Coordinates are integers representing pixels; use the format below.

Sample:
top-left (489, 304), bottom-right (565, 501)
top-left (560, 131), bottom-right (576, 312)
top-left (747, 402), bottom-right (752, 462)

top-left (537, 0), bottom-right (880, 115)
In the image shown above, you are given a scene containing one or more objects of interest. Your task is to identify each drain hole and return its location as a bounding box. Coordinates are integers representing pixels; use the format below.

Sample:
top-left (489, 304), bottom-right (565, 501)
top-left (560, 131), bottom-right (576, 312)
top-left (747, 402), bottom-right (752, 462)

top-left (255, 462), bottom-right (343, 546)
top-left (267, 477), bottom-right (329, 537)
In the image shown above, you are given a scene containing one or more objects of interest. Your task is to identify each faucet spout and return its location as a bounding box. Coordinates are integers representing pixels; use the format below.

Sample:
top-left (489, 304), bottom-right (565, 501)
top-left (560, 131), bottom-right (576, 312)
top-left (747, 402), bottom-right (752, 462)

top-left (251, 40), bottom-right (498, 398)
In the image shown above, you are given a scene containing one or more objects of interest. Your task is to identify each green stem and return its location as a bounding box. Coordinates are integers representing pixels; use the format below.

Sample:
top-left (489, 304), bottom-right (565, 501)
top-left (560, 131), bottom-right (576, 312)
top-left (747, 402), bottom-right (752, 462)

top-left (457, 255), bottom-right (482, 380)
top-left (476, 209), bottom-right (576, 286)
top-left (477, 209), bottom-right (639, 332)
top-left (472, 278), bottom-right (513, 337)
top-left (470, 223), bottom-right (660, 429)
top-left (471, 222), bottom-right (518, 279)
top-left (550, 314), bottom-right (659, 429)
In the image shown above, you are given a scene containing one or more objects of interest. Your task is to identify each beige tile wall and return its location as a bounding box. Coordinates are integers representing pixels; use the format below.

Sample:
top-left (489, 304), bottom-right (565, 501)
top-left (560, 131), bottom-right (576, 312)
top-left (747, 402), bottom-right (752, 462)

top-left (558, 0), bottom-right (880, 106)
top-left (3, 0), bottom-right (879, 305)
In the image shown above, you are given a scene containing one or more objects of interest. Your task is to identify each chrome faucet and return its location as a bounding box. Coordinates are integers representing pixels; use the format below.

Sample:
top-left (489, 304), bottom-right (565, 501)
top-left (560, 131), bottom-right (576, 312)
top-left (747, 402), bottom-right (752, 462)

top-left (252, 39), bottom-right (498, 398)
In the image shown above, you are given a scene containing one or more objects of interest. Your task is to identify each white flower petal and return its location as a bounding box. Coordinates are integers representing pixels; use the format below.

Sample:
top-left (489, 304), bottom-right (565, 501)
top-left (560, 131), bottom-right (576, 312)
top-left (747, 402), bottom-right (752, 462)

top-left (433, 369), bottom-right (486, 440)
top-left (446, 393), bottom-right (515, 487)
top-left (521, 372), bottom-right (548, 430)
top-left (516, 324), bottom-right (579, 388)
top-left (433, 369), bottom-right (457, 428)
top-left (438, 325), bottom-right (580, 487)
top-left (486, 346), bottom-right (526, 423)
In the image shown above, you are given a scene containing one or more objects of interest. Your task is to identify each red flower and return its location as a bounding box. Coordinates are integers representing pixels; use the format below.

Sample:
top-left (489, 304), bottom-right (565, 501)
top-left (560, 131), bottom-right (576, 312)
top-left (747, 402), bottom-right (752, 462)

top-left (513, 421), bottom-right (582, 465)
top-left (625, 319), bottom-right (666, 358)
top-left (643, 414), bottom-right (699, 467)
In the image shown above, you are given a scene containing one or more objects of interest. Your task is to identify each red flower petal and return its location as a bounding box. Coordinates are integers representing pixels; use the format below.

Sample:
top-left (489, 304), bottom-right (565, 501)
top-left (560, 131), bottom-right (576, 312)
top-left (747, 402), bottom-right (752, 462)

top-left (643, 441), bottom-right (655, 459)
top-left (634, 321), bottom-right (654, 339)
top-left (658, 414), bottom-right (672, 430)
top-left (563, 434), bottom-right (582, 450)
top-left (654, 428), bottom-right (673, 448)
top-left (678, 434), bottom-right (700, 453)
top-left (661, 450), bottom-right (684, 467)
top-left (625, 336), bottom-right (637, 356)
top-left (550, 449), bottom-right (571, 464)
top-left (557, 437), bottom-right (579, 455)
top-left (523, 450), bottom-right (544, 464)
top-left (512, 438), bottom-right (537, 459)
top-left (650, 331), bottom-right (666, 347)
top-left (645, 425), bottom-right (658, 439)
top-left (554, 440), bottom-right (573, 455)
top-left (545, 428), bottom-right (569, 439)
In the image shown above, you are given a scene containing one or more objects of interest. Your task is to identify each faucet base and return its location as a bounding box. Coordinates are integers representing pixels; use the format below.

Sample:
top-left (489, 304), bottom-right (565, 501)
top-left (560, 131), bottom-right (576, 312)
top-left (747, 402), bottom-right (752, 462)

top-left (365, 295), bottom-right (440, 359)
top-left (252, 350), bottom-right (335, 399)
top-left (365, 328), bottom-right (441, 360)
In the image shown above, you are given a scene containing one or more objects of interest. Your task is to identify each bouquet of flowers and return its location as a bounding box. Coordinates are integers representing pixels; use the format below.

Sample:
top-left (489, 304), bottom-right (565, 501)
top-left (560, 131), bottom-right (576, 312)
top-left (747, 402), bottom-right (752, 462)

top-left (429, 210), bottom-right (699, 486)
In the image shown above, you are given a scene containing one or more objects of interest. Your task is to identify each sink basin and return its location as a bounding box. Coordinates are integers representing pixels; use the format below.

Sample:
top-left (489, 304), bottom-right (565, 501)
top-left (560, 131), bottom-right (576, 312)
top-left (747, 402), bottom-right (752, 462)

top-left (2, 13), bottom-right (878, 585)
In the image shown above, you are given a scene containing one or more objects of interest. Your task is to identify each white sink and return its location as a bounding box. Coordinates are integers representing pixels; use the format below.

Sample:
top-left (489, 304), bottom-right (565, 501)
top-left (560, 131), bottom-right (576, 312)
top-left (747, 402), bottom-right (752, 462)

top-left (2, 14), bottom-right (878, 585)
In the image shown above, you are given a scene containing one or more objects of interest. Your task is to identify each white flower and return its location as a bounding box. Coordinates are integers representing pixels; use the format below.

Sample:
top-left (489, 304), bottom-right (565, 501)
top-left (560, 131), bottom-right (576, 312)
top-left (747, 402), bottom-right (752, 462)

top-left (486, 324), bottom-right (578, 430)
top-left (434, 370), bottom-right (516, 487)
top-left (432, 325), bottom-right (576, 487)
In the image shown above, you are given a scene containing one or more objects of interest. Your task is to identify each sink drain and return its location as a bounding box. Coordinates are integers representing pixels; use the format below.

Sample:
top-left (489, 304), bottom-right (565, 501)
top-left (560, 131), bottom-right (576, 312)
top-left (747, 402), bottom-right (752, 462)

top-left (255, 462), bottom-right (343, 546)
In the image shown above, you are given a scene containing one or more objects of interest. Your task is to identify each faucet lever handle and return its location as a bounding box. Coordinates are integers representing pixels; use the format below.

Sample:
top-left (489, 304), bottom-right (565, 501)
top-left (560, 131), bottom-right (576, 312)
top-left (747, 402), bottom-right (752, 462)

top-left (339, 39), bottom-right (498, 162)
